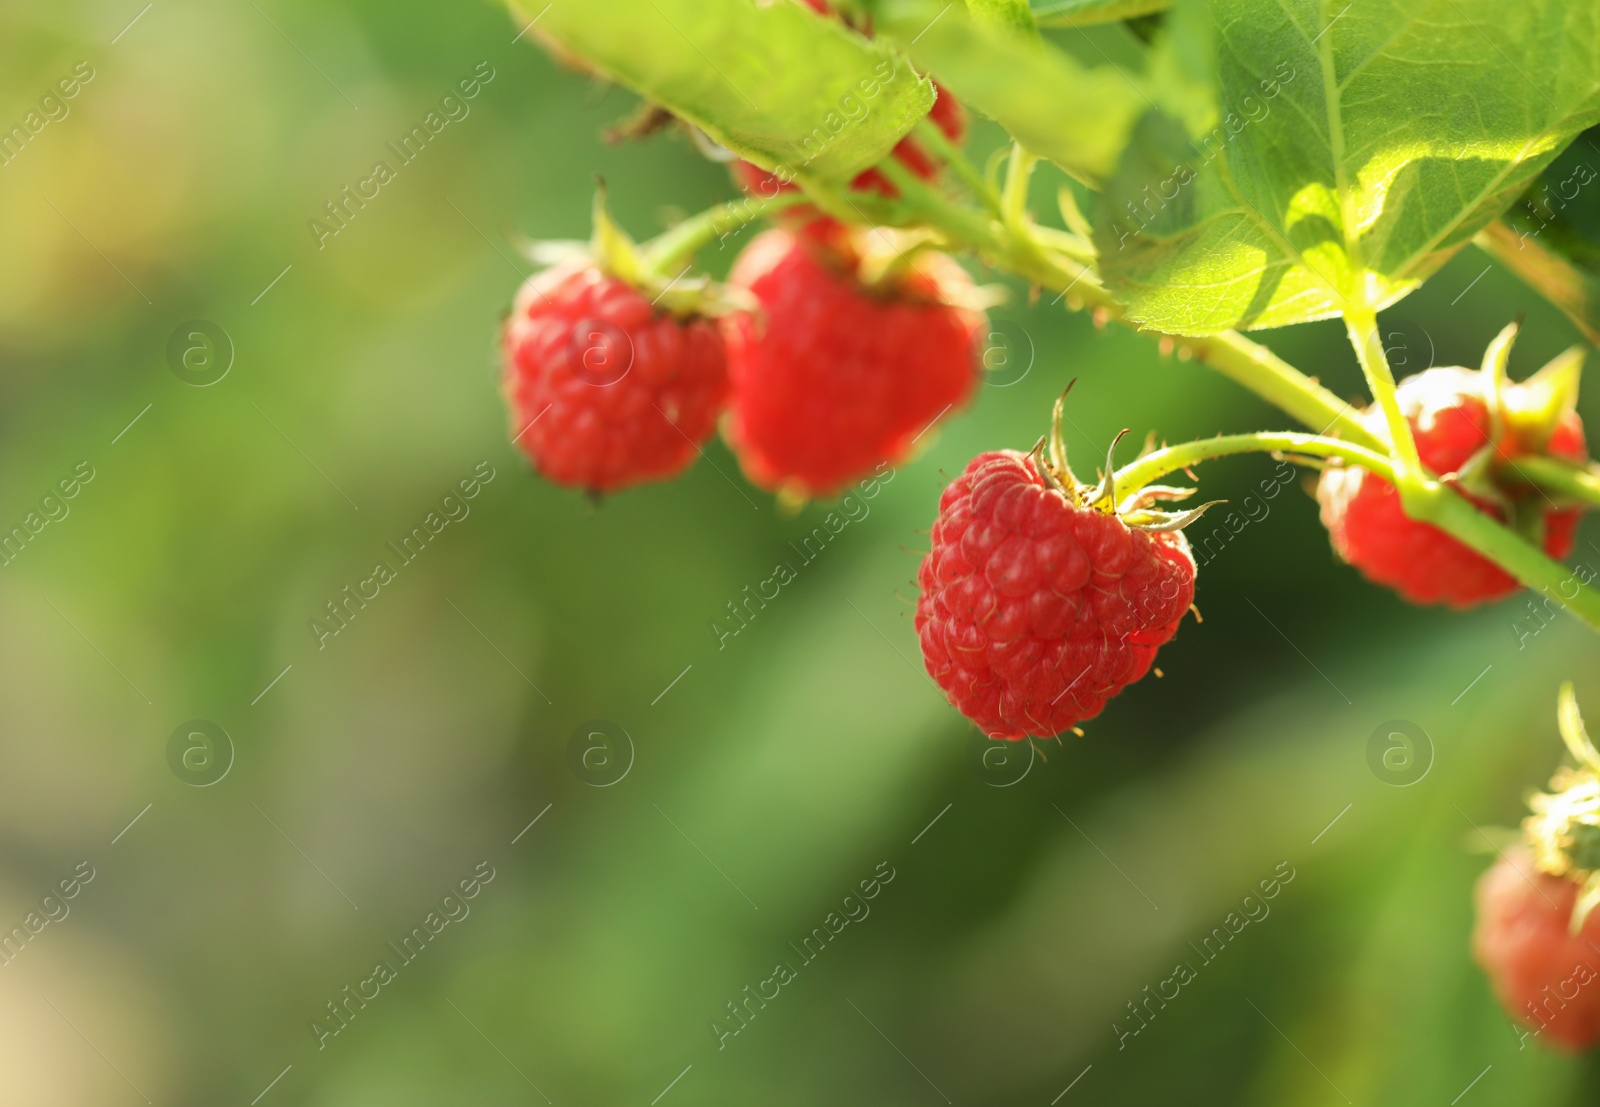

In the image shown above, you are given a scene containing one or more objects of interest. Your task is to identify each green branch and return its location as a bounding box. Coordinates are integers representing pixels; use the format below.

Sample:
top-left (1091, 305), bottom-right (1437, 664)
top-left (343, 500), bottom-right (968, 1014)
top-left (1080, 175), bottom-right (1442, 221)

top-left (1506, 455), bottom-right (1600, 509)
top-left (1344, 309), bottom-right (1422, 479)
top-left (869, 157), bottom-right (1381, 448)
top-left (1113, 431), bottom-right (1397, 491)
top-left (642, 192), bottom-right (808, 274)
top-left (849, 161), bottom-right (1600, 632)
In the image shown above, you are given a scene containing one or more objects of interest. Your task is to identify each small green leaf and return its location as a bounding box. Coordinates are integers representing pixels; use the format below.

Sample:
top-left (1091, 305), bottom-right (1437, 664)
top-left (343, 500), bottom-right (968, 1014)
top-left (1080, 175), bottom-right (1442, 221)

top-left (514, 0), bottom-right (933, 182)
top-left (967, 0), bottom-right (1041, 37)
top-left (1033, 0), bottom-right (1171, 28)
top-left (1095, 0), bottom-right (1600, 335)
top-left (872, 0), bottom-right (1148, 185)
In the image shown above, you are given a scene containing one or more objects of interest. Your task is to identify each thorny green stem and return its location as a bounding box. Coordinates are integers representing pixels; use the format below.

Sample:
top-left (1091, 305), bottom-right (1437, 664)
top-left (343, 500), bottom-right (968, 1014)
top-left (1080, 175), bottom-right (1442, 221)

top-left (856, 157), bottom-right (1600, 632)
top-left (642, 191), bottom-right (806, 274)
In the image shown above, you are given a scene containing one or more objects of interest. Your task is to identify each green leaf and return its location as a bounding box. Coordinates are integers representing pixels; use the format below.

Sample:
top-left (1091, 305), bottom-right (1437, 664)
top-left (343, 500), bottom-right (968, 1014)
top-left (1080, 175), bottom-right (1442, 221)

top-left (1094, 0), bottom-right (1600, 335)
top-left (1032, 0), bottom-right (1171, 28)
top-left (872, 0), bottom-right (1148, 185)
top-left (968, 0), bottom-right (1041, 37)
top-left (513, 0), bottom-right (934, 182)
top-left (1476, 132), bottom-right (1600, 345)
top-left (1480, 220), bottom-right (1600, 346)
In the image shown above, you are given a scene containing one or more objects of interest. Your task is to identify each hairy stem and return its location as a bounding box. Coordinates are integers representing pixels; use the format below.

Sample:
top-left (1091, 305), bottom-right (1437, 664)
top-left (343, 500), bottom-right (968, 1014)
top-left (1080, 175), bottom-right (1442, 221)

top-left (1506, 455), bottom-right (1600, 508)
top-left (1344, 308), bottom-right (1422, 478)
top-left (1113, 431), bottom-right (1397, 491)
top-left (642, 191), bottom-right (807, 273)
top-left (1426, 489), bottom-right (1600, 629)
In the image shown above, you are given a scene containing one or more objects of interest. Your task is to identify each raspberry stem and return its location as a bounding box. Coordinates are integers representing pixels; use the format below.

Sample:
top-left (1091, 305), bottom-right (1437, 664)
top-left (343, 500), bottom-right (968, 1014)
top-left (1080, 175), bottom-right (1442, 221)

top-left (1504, 454), bottom-right (1600, 509)
top-left (640, 191), bottom-right (810, 276)
top-left (1001, 142), bottom-right (1037, 234)
top-left (1112, 431), bottom-right (1398, 491)
top-left (911, 118), bottom-right (1000, 216)
top-left (1344, 308), bottom-right (1424, 478)
top-left (856, 155), bottom-right (1600, 633)
top-left (865, 157), bottom-right (1381, 449)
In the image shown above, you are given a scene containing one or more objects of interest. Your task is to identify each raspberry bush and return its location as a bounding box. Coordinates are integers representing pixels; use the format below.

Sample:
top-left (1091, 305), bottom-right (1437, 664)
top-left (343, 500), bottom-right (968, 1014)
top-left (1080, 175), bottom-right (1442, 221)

top-left (509, 0), bottom-right (1600, 1053)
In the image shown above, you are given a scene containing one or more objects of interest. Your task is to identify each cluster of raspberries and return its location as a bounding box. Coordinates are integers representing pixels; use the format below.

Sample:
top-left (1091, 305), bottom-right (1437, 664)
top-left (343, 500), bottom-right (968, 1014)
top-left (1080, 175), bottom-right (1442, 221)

top-left (506, 0), bottom-right (1600, 1055)
top-left (502, 6), bottom-right (1588, 731)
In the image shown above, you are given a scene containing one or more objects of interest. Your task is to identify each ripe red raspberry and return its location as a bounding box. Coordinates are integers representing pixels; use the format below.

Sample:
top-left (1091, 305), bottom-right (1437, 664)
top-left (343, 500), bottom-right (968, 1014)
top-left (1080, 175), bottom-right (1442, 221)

top-left (1473, 848), bottom-right (1600, 1050)
top-left (502, 262), bottom-right (729, 493)
top-left (1317, 365), bottom-right (1586, 607)
top-left (915, 448), bottom-right (1197, 741)
top-left (722, 228), bottom-right (984, 497)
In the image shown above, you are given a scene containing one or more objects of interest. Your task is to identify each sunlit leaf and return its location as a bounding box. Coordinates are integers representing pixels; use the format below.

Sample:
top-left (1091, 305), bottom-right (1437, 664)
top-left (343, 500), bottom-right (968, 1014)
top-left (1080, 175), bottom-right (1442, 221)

top-left (514, 0), bottom-right (934, 181)
top-left (873, 0), bottom-right (1148, 184)
top-left (1033, 0), bottom-right (1171, 28)
top-left (1095, 0), bottom-right (1600, 335)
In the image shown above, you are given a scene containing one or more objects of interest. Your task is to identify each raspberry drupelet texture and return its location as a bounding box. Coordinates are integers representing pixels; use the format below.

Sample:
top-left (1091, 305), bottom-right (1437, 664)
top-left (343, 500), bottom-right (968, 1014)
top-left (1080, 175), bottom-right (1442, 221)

top-left (1473, 848), bottom-right (1600, 1051)
top-left (723, 228), bottom-right (984, 497)
top-left (916, 450), bottom-right (1197, 740)
top-left (1317, 366), bottom-right (1586, 607)
top-left (502, 262), bottom-right (730, 493)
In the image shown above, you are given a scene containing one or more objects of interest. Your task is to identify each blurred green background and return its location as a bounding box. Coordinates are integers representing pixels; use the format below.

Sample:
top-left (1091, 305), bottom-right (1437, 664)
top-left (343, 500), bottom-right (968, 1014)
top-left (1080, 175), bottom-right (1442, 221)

top-left (4, 3), bottom-right (1600, 1105)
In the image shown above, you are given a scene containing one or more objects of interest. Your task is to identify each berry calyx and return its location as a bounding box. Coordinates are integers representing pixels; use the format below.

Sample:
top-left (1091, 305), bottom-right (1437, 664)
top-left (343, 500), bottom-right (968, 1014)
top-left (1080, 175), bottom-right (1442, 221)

top-left (1317, 327), bottom-right (1587, 607)
top-left (1474, 686), bottom-right (1600, 1050)
top-left (501, 197), bottom-right (742, 494)
top-left (723, 226), bottom-right (986, 498)
top-left (915, 399), bottom-right (1202, 741)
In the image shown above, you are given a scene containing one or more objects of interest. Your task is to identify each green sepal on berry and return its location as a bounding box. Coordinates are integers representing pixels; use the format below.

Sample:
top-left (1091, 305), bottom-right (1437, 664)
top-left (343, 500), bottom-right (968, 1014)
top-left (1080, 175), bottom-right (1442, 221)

top-left (1029, 390), bottom-right (1222, 535)
top-left (1524, 684), bottom-right (1600, 934)
top-left (526, 187), bottom-right (758, 319)
top-left (1450, 321), bottom-right (1587, 505)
